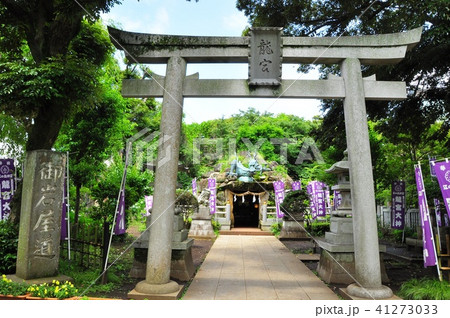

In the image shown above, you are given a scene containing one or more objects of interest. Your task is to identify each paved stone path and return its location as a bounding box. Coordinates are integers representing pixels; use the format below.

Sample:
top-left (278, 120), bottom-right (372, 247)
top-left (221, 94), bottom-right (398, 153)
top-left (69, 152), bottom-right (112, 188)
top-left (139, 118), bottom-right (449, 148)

top-left (183, 235), bottom-right (339, 300)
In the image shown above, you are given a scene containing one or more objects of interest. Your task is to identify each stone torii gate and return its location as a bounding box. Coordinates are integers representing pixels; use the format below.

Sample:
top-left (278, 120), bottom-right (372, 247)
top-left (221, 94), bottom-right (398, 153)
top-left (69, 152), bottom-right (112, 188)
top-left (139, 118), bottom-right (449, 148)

top-left (108, 26), bottom-right (421, 300)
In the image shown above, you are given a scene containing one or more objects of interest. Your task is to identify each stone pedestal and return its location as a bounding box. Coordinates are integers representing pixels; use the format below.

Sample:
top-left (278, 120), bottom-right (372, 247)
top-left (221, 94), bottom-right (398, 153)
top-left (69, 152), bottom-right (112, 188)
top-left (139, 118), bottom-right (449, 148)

top-left (15, 150), bottom-right (67, 280)
top-left (129, 213), bottom-right (195, 282)
top-left (317, 216), bottom-right (389, 284)
top-left (188, 206), bottom-right (215, 239)
top-left (279, 219), bottom-right (309, 239)
top-left (260, 220), bottom-right (274, 232)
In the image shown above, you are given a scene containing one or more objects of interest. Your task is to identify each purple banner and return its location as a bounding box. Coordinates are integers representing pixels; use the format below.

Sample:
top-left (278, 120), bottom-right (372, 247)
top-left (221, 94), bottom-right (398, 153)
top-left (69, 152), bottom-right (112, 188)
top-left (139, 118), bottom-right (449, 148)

top-left (315, 182), bottom-right (326, 217)
top-left (429, 156), bottom-right (436, 178)
top-left (114, 190), bottom-right (126, 235)
top-left (292, 181), bottom-right (301, 191)
top-left (325, 190), bottom-right (331, 210)
top-left (273, 180), bottom-right (285, 218)
top-left (144, 195), bottom-right (153, 217)
top-left (61, 176), bottom-right (69, 240)
top-left (434, 199), bottom-right (442, 227)
top-left (208, 178), bottom-right (216, 214)
top-left (0, 159), bottom-right (15, 220)
top-left (414, 164), bottom-right (437, 267)
top-left (307, 181), bottom-right (326, 219)
top-left (192, 178), bottom-right (197, 196)
top-left (391, 180), bottom-right (406, 229)
top-left (307, 183), bottom-right (316, 219)
top-left (333, 190), bottom-right (342, 211)
top-left (433, 160), bottom-right (450, 221)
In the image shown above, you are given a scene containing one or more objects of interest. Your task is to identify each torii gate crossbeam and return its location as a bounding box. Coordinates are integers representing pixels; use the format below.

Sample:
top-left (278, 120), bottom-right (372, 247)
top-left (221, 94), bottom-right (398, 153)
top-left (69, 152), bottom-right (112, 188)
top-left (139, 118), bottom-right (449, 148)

top-left (108, 26), bottom-right (422, 300)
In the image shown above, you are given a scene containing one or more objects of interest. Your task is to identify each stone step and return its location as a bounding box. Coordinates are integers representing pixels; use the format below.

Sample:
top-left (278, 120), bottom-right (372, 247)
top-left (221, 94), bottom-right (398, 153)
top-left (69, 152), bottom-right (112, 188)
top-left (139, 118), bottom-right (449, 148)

top-left (219, 228), bottom-right (273, 236)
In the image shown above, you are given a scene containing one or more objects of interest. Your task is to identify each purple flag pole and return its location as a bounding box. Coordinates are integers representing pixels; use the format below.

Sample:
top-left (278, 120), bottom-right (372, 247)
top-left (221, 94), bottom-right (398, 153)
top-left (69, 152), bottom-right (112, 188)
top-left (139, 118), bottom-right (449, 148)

top-left (391, 181), bottom-right (406, 230)
top-left (292, 181), bottom-right (301, 191)
top-left (0, 159), bottom-right (15, 220)
top-left (192, 178), bottom-right (198, 197)
top-left (414, 164), bottom-right (440, 278)
top-left (429, 155), bottom-right (436, 178)
top-left (208, 178), bottom-right (216, 214)
top-left (273, 180), bottom-right (285, 218)
top-left (434, 199), bottom-right (442, 227)
top-left (61, 176), bottom-right (68, 240)
top-left (114, 189), bottom-right (126, 235)
top-left (59, 152), bottom-right (71, 259)
top-left (104, 143), bottom-right (130, 273)
top-left (144, 195), bottom-right (153, 217)
top-left (433, 159), bottom-right (450, 222)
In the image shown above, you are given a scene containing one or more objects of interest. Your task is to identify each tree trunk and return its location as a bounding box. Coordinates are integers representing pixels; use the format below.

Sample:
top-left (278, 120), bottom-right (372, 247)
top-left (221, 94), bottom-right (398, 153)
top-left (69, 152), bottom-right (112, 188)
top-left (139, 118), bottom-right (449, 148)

top-left (8, 180), bottom-right (22, 226)
top-left (26, 101), bottom-right (65, 151)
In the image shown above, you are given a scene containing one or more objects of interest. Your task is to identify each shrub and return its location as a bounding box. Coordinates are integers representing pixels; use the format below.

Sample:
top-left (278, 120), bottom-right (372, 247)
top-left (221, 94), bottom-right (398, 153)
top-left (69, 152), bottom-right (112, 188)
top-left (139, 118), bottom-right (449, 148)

top-left (27, 280), bottom-right (79, 299)
top-left (308, 221), bottom-right (330, 237)
top-left (211, 219), bottom-right (221, 236)
top-left (271, 222), bottom-right (282, 237)
top-left (398, 278), bottom-right (450, 300)
top-left (0, 274), bottom-right (29, 296)
top-left (0, 221), bottom-right (19, 274)
top-left (280, 190), bottom-right (309, 220)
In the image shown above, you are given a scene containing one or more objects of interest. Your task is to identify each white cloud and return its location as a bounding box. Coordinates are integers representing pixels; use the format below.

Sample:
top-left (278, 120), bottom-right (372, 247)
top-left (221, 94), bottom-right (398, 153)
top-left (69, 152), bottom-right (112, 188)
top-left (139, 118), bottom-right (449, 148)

top-left (147, 7), bottom-right (170, 34)
top-left (222, 12), bottom-right (248, 35)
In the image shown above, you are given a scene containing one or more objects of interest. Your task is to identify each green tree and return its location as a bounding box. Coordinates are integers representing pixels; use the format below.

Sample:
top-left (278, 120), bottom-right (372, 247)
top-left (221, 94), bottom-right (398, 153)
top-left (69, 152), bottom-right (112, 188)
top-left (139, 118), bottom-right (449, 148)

top-left (89, 158), bottom-right (153, 227)
top-left (236, 0), bottom-right (450, 146)
top-left (0, 113), bottom-right (26, 159)
top-left (0, 0), bottom-right (121, 151)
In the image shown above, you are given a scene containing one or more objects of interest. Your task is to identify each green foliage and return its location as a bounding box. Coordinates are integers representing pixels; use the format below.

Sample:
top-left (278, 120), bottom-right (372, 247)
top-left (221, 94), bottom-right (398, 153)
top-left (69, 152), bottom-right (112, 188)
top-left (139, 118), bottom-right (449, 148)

top-left (0, 113), bottom-right (26, 159)
top-left (176, 190), bottom-right (199, 207)
top-left (398, 278), bottom-right (450, 300)
top-left (89, 159), bottom-right (153, 225)
top-left (280, 190), bottom-right (309, 215)
top-left (180, 108), bottom-right (321, 181)
top-left (307, 221), bottom-right (330, 237)
top-left (0, 274), bottom-right (28, 296)
top-left (0, 221), bottom-right (19, 274)
top-left (271, 222), bottom-right (282, 237)
top-left (27, 280), bottom-right (78, 299)
top-left (377, 220), bottom-right (417, 243)
top-left (0, 2), bottom-right (122, 150)
top-left (211, 219), bottom-right (221, 236)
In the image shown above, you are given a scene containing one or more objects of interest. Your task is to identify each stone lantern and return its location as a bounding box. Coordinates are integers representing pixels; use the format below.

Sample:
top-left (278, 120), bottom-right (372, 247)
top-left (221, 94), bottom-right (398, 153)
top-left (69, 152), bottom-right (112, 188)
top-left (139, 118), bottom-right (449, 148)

top-left (325, 150), bottom-right (352, 217)
top-left (317, 150), bottom-right (389, 285)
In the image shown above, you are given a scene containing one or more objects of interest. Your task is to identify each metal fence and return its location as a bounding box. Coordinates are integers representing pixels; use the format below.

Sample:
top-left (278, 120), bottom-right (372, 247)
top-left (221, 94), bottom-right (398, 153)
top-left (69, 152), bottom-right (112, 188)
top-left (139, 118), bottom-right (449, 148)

top-left (377, 206), bottom-right (420, 230)
top-left (60, 221), bottom-right (107, 269)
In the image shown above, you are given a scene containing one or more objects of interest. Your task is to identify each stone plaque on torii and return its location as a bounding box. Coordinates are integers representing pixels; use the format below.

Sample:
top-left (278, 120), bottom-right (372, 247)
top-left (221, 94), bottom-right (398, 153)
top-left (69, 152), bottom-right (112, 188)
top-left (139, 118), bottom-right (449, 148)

top-left (108, 26), bottom-right (422, 300)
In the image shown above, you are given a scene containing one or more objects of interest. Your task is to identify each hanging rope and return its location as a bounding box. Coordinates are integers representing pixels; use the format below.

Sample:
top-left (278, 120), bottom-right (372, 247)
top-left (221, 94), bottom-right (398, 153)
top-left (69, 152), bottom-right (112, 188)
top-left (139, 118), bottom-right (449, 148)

top-left (231, 191), bottom-right (266, 197)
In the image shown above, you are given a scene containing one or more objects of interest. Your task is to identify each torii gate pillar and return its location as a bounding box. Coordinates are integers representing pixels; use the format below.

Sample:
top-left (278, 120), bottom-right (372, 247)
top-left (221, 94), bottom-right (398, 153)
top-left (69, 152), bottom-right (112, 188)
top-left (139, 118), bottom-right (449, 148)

top-left (341, 58), bottom-right (393, 299)
top-left (129, 56), bottom-right (186, 299)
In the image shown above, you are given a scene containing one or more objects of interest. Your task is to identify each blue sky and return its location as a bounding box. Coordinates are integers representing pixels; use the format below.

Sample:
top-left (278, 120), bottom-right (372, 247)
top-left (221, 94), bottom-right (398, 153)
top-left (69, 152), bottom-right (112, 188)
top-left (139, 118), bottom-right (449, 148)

top-left (102, 0), bottom-right (322, 124)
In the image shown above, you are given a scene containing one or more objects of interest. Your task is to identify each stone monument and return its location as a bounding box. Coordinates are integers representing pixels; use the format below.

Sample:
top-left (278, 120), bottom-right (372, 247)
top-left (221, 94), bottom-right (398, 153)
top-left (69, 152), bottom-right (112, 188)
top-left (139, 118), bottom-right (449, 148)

top-left (278, 190), bottom-right (309, 239)
top-left (188, 188), bottom-right (215, 239)
top-left (11, 150), bottom-right (71, 284)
